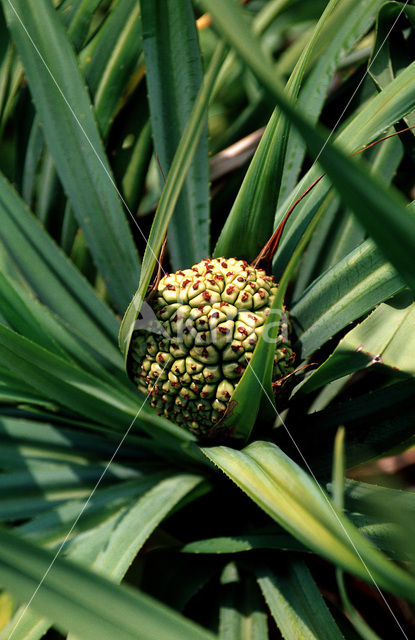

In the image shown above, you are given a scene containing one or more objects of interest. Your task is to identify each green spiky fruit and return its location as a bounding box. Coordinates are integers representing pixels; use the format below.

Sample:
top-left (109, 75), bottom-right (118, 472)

top-left (130, 258), bottom-right (295, 436)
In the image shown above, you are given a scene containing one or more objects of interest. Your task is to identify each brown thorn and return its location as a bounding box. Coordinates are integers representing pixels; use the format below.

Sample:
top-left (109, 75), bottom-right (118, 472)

top-left (272, 362), bottom-right (318, 389)
top-left (146, 234), bottom-right (168, 300)
top-left (145, 153), bottom-right (169, 299)
top-left (351, 125), bottom-right (415, 156)
top-left (155, 152), bottom-right (167, 184)
top-left (253, 174), bottom-right (325, 270)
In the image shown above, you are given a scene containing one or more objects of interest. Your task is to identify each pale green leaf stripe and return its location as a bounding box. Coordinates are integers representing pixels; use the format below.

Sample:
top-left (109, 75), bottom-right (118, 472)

top-left (0, 527), bottom-right (216, 640)
top-left (141, 0), bottom-right (209, 269)
top-left (80, 0), bottom-right (141, 137)
top-left (2, 472), bottom-right (194, 640)
top-left (203, 441), bottom-right (415, 602)
top-left (257, 561), bottom-right (344, 640)
top-left (219, 564), bottom-right (268, 640)
top-left (119, 42), bottom-right (226, 361)
top-left (202, 0), bottom-right (415, 296)
top-left (2, 0), bottom-right (139, 311)
top-left (93, 474), bottom-right (203, 581)
top-left (58, 0), bottom-right (102, 52)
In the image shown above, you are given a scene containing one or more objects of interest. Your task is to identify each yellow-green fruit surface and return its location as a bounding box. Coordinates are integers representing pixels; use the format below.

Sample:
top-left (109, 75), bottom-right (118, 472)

top-left (130, 258), bottom-right (295, 436)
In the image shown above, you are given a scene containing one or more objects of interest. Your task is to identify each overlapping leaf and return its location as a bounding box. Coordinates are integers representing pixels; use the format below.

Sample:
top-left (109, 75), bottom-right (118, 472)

top-left (1, 0), bottom-right (140, 311)
top-left (141, 0), bottom-right (210, 269)
top-left (204, 441), bottom-right (415, 601)
top-left (0, 527), bottom-right (216, 640)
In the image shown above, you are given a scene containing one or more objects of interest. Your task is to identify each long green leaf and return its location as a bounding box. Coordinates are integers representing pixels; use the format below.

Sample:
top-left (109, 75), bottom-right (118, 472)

top-left (0, 527), bottom-right (216, 640)
top-left (291, 133), bottom-right (403, 301)
top-left (141, 0), bottom-right (209, 269)
top-left (283, 376), bottom-right (415, 475)
top-left (1, 507), bottom-right (130, 640)
top-left (291, 238), bottom-right (405, 358)
top-left (202, 0), bottom-right (415, 298)
top-left (119, 41), bottom-right (226, 362)
top-left (26, 0), bottom-right (143, 255)
top-left (257, 560), bottom-right (344, 640)
top-left (17, 476), bottom-right (166, 547)
top-left (182, 534), bottom-right (306, 555)
top-left (93, 473), bottom-right (203, 582)
top-left (333, 429), bottom-right (382, 640)
top-left (344, 478), bottom-right (415, 516)
top-left (0, 463), bottom-right (139, 522)
top-left (274, 59), bottom-right (415, 276)
top-left (58, 0), bottom-right (103, 52)
top-left (81, 0), bottom-right (142, 137)
top-left (0, 417), bottom-right (141, 465)
top-left (298, 292), bottom-right (415, 394)
top-left (203, 441), bottom-right (415, 602)
top-left (0, 324), bottom-right (139, 428)
top-left (277, 0), bottom-right (384, 207)
top-left (215, 0), bottom-right (382, 262)
top-left (2, 0), bottom-right (140, 311)
top-left (0, 171), bottom-right (123, 372)
top-left (0, 271), bottom-right (128, 386)
top-left (219, 564), bottom-right (268, 640)
top-left (369, 1), bottom-right (415, 95)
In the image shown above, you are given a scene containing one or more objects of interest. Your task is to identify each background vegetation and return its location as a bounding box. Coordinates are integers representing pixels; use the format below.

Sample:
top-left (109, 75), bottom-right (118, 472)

top-left (0, 0), bottom-right (414, 638)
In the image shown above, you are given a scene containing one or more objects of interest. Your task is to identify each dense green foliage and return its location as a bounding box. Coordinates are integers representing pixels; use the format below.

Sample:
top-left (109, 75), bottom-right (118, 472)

top-left (0, 1), bottom-right (414, 638)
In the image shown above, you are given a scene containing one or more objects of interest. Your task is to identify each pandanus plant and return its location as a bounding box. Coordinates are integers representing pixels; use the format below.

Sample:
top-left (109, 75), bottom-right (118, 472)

top-left (0, 1), bottom-right (415, 639)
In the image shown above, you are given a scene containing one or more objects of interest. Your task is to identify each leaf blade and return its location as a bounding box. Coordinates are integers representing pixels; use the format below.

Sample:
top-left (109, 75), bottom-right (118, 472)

top-left (0, 527), bottom-right (217, 640)
top-left (141, 0), bottom-right (210, 268)
top-left (2, 0), bottom-right (140, 311)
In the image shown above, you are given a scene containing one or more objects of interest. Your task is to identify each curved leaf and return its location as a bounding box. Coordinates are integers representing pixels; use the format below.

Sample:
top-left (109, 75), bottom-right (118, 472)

top-left (215, 0), bottom-right (383, 261)
top-left (203, 441), bottom-right (415, 602)
top-left (291, 239), bottom-right (405, 358)
top-left (298, 292), bottom-right (415, 394)
top-left (257, 560), bottom-right (344, 640)
top-left (93, 473), bottom-right (203, 582)
top-left (0, 527), bottom-right (216, 640)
